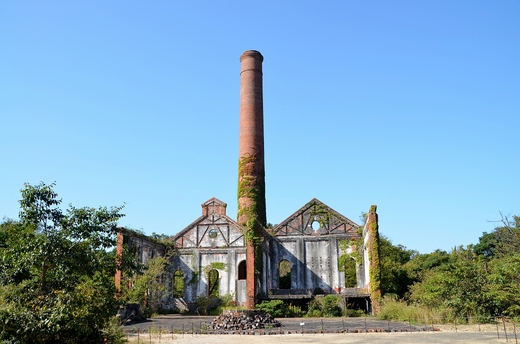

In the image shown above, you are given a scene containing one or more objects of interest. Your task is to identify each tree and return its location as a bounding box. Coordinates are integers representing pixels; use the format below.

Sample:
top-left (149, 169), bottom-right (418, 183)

top-left (409, 246), bottom-right (490, 318)
top-left (122, 254), bottom-right (171, 316)
top-left (484, 253), bottom-right (520, 316)
top-left (0, 182), bottom-right (125, 343)
top-left (379, 236), bottom-right (416, 298)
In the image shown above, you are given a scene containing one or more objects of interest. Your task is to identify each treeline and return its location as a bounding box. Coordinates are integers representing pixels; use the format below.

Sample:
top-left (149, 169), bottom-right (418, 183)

top-left (379, 215), bottom-right (520, 321)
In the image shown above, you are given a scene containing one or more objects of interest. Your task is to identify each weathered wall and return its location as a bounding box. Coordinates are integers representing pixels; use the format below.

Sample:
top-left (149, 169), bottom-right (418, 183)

top-left (170, 248), bottom-right (246, 304)
top-left (269, 237), bottom-right (347, 294)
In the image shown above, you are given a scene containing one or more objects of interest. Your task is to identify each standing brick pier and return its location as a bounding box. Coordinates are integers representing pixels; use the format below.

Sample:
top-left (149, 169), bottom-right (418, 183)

top-left (237, 50), bottom-right (266, 309)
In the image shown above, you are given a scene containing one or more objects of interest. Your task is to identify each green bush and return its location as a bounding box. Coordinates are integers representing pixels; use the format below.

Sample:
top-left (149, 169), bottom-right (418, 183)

top-left (346, 309), bottom-right (365, 317)
top-left (305, 295), bottom-right (342, 317)
top-left (287, 304), bottom-right (304, 317)
top-left (322, 295), bottom-right (342, 317)
top-left (196, 296), bottom-right (210, 315)
top-left (256, 300), bottom-right (286, 317)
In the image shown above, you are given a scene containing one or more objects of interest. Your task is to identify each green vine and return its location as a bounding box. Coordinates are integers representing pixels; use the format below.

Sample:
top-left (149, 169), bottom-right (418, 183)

top-left (237, 154), bottom-right (266, 244)
top-left (308, 203), bottom-right (332, 228)
top-left (203, 262), bottom-right (227, 275)
top-left (188, 271), bottom-right (199, 285)
top-left (237, 153), bottom-right (267, 299)
top-left (367, 205), bottom-right (382, 313)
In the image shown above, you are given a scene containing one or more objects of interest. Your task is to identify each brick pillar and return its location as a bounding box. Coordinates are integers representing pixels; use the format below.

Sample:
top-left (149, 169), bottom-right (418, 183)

top-left (367, 205), bottom-right (382, 315)
top-left (237, 50), bottom-right (266, 309)
top-left (114, 230), bottom-right (124, 292)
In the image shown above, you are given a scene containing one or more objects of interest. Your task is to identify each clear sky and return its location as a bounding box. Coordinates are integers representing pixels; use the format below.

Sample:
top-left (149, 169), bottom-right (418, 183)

top-left (1, 1), bottom-right (518, 254)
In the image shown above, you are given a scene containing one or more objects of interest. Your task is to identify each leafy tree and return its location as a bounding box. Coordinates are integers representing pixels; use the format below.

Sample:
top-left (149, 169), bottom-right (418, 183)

top-left (379, 236), bottom-right (416, 298)
top-left (474, 231), bottom-right (498, 258)
top-left (404, 249), bottom-right (452, 281)
top-left (409, 246), bottom-right (490, 318)
top-left (122, 254), bottom-right (171, 316)
top-left (475, 215), bottom-right (520, 259)
top-left (0, 182), bottom-right (125, 343)
top-left (484, 253), bottom-right (520, 316)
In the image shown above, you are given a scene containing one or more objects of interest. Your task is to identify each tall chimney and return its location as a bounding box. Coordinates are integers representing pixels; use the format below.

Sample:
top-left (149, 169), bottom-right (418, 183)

top-left (237, 50), bottom-right (266, 308)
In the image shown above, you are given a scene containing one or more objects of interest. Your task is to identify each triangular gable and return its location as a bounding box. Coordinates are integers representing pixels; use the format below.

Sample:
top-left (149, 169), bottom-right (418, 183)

top-left (270, 198), bottom-right (360, 238)
top-left (172, 198), bottom-right (246, 248)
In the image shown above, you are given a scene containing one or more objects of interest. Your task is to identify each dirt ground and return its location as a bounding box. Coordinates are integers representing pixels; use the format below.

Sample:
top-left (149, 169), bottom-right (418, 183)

top-left (124, 315), bottom-right (517, 344)
top-left (126, 331), bottom-right (509, 344)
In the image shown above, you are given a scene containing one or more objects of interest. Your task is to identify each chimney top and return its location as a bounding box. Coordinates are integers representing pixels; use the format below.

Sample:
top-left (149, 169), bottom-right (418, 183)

top-left (240, 50), bottom-right (263, 62)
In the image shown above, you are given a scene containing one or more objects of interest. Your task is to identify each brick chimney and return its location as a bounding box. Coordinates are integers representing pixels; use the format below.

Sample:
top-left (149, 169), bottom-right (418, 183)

top-left (237, 50), bottom-right (266, 308)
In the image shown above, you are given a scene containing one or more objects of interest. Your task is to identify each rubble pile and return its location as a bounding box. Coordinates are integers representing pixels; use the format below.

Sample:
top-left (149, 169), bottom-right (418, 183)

top-left (211, 310), bottom-right (281, 331)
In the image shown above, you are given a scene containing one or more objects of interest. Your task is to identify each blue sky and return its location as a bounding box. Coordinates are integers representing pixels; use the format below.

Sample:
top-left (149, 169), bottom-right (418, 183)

top-left (1, 1), bottom-right (518, 253)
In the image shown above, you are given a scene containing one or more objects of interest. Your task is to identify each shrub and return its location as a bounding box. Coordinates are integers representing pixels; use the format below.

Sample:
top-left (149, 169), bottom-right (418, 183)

top-left (256, 300), bottom-right (286, 317)
top-left (346, 309), bottom-right (365, 317)
top-left (196, 296), bottom-right (210, 315)
top-left (305, 295), bottom-right (342, 317)
top-left (321, 295), bottom-right (343, 317)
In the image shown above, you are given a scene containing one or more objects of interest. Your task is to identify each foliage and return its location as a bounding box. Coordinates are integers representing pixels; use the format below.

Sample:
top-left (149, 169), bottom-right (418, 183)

top-left (484, 253), bottom-right (520, 317)
top-left (376, 213), bottom-right (520, 322)
top-left (207, 269), bottom-right (220, 297)
top-left (346, 309), bottom-right (366, 317)
top-left (337, 237), bottom-right (358, 287)
top-left (410, 246), bottom-right (490, 317)
top-left (305, 295), bottom-right (343, 317)
top-left (237, 154), bottom-right (266, 244)
top-left (209, 294), bottom-right (246, 315)
top-left (475, 214), bottom-right (520, 259)
top-left (378, 296), bottom-right (439, 323)
top-left (172, 269), bottom-right (184, 298)
top-left (121, 255), bottom-right (171, 315)
top-left (278, 260), bottom-right (291, 289)
top-left (379, 236), bottom-right (416, 298)
top-left (0, 182), bottom-right (125, 343)
top-left (256, 299), bottom-right (286, 317)
top-left (196, 295), bottom-right (210, 315)
top-left (340, 256), bottom-right (357, 287)
top-left (101, 316), bottom-right (128, 344)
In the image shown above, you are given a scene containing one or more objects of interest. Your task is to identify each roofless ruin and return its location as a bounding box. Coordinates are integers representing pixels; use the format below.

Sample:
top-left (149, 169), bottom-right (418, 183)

top-left (115, 50), bottom-right (382, 314)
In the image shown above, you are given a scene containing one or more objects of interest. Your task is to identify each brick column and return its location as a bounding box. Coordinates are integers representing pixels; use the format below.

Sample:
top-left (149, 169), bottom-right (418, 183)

top-left (114, 230), bottom-right (124, 292)
top-left (367, 205), bottom-right (382, 315)
top-left (237, 50), bottom-right (266, 309)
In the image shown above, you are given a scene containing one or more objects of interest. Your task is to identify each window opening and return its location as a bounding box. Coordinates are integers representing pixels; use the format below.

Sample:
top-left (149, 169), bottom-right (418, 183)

top-left (173, 269), bottom-right (184, 298)
top-left (279, 259), bottom-right (291, 289)
top-left (238, 260), bottom-right (246, 280)
top-left (208, 269), bottom-right (220, 297)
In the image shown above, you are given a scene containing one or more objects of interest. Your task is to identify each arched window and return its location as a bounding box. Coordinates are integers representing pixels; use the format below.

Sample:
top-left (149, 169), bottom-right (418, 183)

top-left (238, 260), bottom-right (246, 280)
top-left (173, 269), bottom-right (184, 298)
top-left (208, 269), bottom-right (220, 297)
top-left (279, 260), bottom-right (291, 289)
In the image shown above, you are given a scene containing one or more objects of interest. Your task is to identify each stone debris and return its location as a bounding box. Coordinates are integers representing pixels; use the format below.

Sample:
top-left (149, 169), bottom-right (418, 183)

top-left (211, 310), bottom-right (281, 331)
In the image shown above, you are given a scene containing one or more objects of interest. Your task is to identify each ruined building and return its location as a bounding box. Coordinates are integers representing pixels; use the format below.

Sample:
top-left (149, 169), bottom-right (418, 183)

top-left (116, 50), bottom-right (381, 314)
